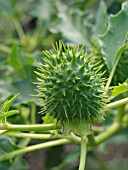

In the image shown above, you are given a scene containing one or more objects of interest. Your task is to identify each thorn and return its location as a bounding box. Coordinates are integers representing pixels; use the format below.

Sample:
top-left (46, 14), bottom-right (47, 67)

top-left (75, 77), bottom-right (81, 81)
top-left (79, 62), bottom-right (86, 72)
top-left (63, 106), bottom-right (69, 122)
top-left (79, 101), bottom-right (82, 108)
top-left (79, 108), bottom-right (82, 121)
top-left (74, 87), bottom-right (80, 91)
top-left (71, 48), bottom-right (77, 66)
top-left (82, 94), bottom-right (89, 100)
top-left (62, 90), bottom-right (66, 96)
top-left (66, 100), bottom-right (70, 107)
top-left (59, 40), bottom-right (63, 56)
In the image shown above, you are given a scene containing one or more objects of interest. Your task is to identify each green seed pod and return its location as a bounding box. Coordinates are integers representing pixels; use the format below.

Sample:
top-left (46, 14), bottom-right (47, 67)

top-left (113, 49), bottom-right (128, 85)
top-left (36, 41), bottom-right (106, 136)
top-left (92, 42), bottom-right (128, 85)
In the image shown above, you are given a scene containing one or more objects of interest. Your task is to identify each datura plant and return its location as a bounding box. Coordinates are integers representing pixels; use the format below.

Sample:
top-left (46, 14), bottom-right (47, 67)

top-left (0, 42), bottom-right (128, 170)
top-left (36, 41), bottom-right (107, 169)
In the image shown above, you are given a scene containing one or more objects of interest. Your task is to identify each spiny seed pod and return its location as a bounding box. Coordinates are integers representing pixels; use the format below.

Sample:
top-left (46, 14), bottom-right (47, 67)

top-left (36, 41), bottom-right (106, 136)
top-left (92, 42), bottom-right (128, 85)
top-left (113, 49), bottom-right (128, 85)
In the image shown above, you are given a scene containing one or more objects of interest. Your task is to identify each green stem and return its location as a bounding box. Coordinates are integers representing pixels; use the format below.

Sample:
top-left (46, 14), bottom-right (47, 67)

top-left (105, 45), bottom-right (125, 93)
top-left (12, 17), bottom-right (25, 41)
top-left (0, 139), bottom-right (70, 162)
top-left (1, 118), bottom-right (6, 124)
top-left (107, 97), bottom-right (128, 109)
top-left (115, 104), bottom-right (125, 122)
top-left (7, 132), bottom-right (52, 140)
top-left (79, 136), bottom-right (87, 170)
top-left (105, 66), bottom-right (116, 92)
top-left (95, 122), bottom-right (121, 145)
top-left (30, 103), bottom-right (36, 124)
top-left (0, 123), bottom-right (60, 132)
top-left (18, 138), bottom-right (31, 147)
top-left (6, 132), bottom-right (81, 144)
top-left (0, 44), bottom-right (11, 54)
top-left (0, 130), bottom-right (8, 135)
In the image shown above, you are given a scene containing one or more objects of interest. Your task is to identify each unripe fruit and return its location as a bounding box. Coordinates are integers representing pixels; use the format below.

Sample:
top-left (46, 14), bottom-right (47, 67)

top-left (113, 49), bottom-right (128, 85)
top-left (93, 43), bottom-right (128, 85)
top-left (36, 41), bottom-right (106, 136)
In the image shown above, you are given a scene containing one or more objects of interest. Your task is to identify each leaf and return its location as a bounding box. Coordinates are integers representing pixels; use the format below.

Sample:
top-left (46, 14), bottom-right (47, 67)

top-left (8, 44), bottom-right (34, 80)
top-left (111, 79), bottom-right (128, 97)
top-left (0, 94), bottom-right (19, 112)
top-left (0, 79), bottom-right (38, 105)
top-left (9, 44), bottom-right (23, 72)
top-left (8, 155), bottom-right (29, 170)
top-left (0, 136), bottom-right (29, 170)
top-left (99, 2), bottom-right (128, 71)
top-left (94, 0), bottom-right (108, 36)
top-left (0, 110), bottom-right (19, 120)
top-left (0, 0), bottom-right (17, 16)
top-left (30, 0), bottom-right (56, 20)
top-left (51, 2), bottom-right (93, 47)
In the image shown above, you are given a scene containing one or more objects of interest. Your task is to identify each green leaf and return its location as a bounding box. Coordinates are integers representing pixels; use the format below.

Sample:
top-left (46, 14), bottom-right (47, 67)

top-left (0, 136), bottom-right (29, 170)
top-left (51, 2), bottom-right (93, 47)
top-left (8, 155), bottom-right (29, 170)
top-left (0, 80), bottom-right (38, 105)
top-left (30, 0), bottom-right (56, 20)
top-left (111, 79), bottom-right (128, 97)
top-left (94, 0), bottom-right (108, 36)
top-left (0, 110), bottom-right (19, 120)
top-left (0, 0), bottom-right (17, 16)
top-left (99, 2), bottom-right (128, 71)
top-left (8, 44), bottom-right (34, 80)
top-left (9, 45), bottom-right (23, 71)
top-left (0, 94), bottom-right (19, 112)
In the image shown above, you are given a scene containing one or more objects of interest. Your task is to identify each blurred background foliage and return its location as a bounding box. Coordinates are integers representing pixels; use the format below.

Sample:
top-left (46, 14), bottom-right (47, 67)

top-left (0, 0), bottom-right (128, 169)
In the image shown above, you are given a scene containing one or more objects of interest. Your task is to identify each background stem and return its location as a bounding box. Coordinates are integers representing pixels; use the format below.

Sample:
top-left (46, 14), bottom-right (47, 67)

top-left (0, 139), bottom-right (70, 162)
top-left (30, 103), bottom-right (36, 124)
top-left (95, 122), bottom-right (121, 145)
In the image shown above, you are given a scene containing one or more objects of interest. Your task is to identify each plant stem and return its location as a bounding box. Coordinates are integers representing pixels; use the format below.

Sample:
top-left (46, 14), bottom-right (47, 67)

top-left (0, 130), bottom-right (8, 135)
top-left (7, 132), bottom-right (51, 139)
top-left (0, 44), bottom-right (11, 54)
top-left (12, 17), bottom-right (25, 42)
top-left (6, 132), bottom-right (81, 144)
top-left (0, 139), bottom-right (70, 162)
top-left (30, 103), bottom-right (36, 124)
top-left (105, 45), bottom-right (125, 92)
top-left (115, 104), bottom-right (125, 122)
top-left (95, 122), bottom-right (121, 145)
top-left (79, 136), bottom-right (87, 170)
top-left (105, 66), bottom-right (116, 92)
top-left (107, 97), bottom-right (128, 109)
top-left (0, 123), bottom-right (60, 132)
